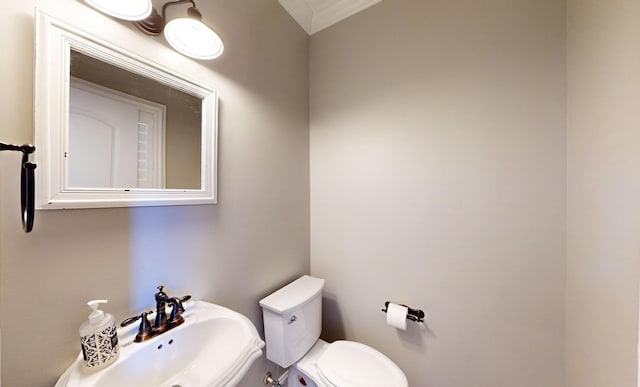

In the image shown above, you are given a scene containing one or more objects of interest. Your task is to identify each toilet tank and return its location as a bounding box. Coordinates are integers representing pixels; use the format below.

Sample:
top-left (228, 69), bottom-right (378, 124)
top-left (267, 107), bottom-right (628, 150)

top-left (259, 275), bottom-right (324, 368)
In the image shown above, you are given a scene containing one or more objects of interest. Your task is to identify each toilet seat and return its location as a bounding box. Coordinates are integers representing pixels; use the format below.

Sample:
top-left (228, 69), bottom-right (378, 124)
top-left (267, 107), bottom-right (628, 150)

top-left (315, 341), bottom-right (407, 387)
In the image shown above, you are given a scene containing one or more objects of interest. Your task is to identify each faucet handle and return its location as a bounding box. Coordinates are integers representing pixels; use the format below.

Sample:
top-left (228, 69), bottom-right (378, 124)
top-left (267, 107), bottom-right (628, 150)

top-left (121, 310), bottom-right (152, 327)
top-left (174, 295), bottom-right (191, 317)
top-left (167, 297), bottom-right (189, 327)
top-left (121, 311), bottom-right (153, 342)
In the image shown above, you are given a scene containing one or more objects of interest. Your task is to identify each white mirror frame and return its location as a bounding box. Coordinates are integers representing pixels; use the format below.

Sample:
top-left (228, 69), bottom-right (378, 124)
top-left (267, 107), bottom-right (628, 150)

top-left (34, 10), bottom-right (217, 209)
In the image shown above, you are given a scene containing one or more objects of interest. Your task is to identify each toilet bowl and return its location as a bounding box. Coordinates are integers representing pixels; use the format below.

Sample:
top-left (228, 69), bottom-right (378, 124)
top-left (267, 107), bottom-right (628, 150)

top-left (259, 275), bottom-right (408, 387)
top-left (287, 339), bottom-right (407, 387)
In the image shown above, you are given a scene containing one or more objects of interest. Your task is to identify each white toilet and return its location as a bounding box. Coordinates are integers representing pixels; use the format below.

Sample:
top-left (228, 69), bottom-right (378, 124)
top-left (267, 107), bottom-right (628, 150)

top-left (259, 275), bottom-right (408, 387)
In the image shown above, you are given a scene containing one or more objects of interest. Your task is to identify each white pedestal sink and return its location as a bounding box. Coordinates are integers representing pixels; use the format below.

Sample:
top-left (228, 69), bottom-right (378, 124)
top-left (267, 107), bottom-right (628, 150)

top-left (56, 301), bottom-right (265, 387)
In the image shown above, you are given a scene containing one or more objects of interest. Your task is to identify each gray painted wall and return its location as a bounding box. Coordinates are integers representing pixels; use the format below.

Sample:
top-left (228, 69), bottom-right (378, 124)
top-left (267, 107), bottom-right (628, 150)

top-left (0, 1), bottom-right (309, 386)
top-left (309, 1), bottom-right (567, 386)
top-left (567, 0), bottom-right (640, 386)
top-left (2, 0), bottom-right (639, 386)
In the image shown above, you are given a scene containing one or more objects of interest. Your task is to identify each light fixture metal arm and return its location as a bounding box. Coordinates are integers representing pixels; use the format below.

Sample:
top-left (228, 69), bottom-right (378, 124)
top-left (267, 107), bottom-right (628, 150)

top-left (135, 0), bottom-right (201, 36)
top-left (161, 0), bottom-right (199, 21)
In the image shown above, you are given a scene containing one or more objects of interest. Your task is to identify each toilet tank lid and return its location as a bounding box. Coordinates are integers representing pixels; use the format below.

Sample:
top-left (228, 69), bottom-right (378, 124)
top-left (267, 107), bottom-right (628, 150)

top-left (259, 275), bottom-right (325, 314)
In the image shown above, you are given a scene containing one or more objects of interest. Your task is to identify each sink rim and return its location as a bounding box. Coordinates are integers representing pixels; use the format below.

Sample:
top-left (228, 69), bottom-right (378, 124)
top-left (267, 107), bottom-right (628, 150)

top-left (56, 300), bottom-right (265, 387)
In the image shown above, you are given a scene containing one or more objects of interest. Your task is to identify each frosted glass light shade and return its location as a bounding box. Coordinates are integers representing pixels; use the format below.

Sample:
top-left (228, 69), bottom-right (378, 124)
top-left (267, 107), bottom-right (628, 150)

top-left (85, 0), bottom-right (153, 21)
top-left (164, 18), bottom-right (224, 60)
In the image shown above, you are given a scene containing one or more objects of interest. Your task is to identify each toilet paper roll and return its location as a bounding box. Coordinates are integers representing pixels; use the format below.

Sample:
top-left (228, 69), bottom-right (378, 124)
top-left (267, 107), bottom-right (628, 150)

top-left (386, 303), bottom-right (408, 330)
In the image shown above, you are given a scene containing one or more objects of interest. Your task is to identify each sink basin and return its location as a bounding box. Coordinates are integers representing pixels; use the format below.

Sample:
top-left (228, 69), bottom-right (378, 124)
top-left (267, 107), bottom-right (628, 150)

top-left (56, 301), bottom-right (265, 387)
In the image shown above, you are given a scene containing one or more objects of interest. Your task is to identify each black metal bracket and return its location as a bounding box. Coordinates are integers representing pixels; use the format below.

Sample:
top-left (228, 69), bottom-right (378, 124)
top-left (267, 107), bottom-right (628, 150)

top-left (0, 142), bottom-right (36, 233)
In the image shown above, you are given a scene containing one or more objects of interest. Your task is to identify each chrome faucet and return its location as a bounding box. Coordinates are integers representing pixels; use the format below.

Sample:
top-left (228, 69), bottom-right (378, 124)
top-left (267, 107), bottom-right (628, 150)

top-left (121, 285), bottom-right (191, 342)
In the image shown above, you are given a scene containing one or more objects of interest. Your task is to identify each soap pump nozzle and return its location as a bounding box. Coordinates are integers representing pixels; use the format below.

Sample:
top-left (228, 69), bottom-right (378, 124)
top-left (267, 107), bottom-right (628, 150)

top-left (87, 299), bottom-right (108, 324)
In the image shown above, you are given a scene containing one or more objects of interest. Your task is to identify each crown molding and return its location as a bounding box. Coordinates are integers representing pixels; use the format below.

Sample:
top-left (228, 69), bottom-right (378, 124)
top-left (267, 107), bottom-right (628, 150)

top-left (278, 0), bottom-right (381, 35)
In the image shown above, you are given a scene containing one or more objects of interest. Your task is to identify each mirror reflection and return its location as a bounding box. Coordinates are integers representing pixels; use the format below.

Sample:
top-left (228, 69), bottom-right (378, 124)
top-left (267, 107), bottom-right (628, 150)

top-left (69, 50), bottom-right (202, 190)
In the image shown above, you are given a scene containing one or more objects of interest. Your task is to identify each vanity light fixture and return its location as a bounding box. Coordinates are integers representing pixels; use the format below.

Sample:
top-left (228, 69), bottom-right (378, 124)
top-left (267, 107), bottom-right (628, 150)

top-left (137, 0), bottom-right (224, 60)
top-left (84, 0), bottom-right (153, 21)
top-left (85, 0), bottom-right (224, 60)
top-left (163, 11), bottom-right (224, 60)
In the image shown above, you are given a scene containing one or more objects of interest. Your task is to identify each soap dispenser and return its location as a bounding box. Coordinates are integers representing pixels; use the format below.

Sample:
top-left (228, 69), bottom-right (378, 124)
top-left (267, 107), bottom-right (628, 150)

top-left (79, 300), bottom-right (119, 370)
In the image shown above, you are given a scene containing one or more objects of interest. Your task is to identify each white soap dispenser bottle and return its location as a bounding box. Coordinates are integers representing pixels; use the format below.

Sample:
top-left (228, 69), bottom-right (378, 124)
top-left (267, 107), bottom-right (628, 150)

top-left (79, 300), bottom-right (119, 370)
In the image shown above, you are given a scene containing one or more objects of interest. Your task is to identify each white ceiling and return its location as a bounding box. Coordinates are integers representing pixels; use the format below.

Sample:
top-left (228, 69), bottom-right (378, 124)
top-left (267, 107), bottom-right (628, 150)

top-left (278, 0), bottom-right (381, 35)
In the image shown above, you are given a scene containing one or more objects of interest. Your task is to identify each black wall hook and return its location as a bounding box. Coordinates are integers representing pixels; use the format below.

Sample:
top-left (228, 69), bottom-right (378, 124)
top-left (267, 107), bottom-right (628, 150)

top-left (1, 141), bottom-right (36, 233)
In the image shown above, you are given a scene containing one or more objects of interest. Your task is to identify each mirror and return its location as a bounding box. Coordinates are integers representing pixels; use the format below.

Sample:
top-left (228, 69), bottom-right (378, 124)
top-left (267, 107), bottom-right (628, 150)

top-left (69, 50), bottom-right (202, 190)
top-left (34, 10), bottom-right (217, 209)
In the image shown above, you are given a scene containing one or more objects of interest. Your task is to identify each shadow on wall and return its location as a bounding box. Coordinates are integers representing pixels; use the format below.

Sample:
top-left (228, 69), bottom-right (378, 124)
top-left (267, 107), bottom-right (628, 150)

top-left (397, 318), bottom-right (431, 355)
top-left (321, 291), bottom-right (431, 355)
top-left (320, 292), bottom-right (346, 341)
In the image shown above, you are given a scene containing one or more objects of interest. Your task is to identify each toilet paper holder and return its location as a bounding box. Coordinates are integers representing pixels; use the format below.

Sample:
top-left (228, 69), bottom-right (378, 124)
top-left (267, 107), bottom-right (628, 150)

top-left (381, 301), bottom-right (425, 323)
